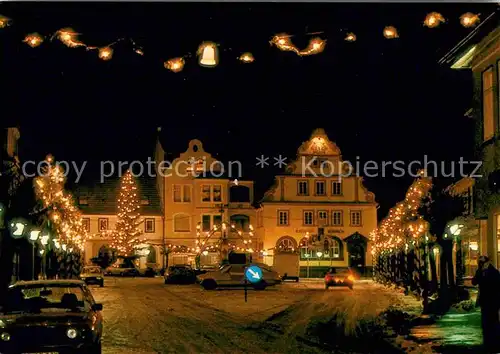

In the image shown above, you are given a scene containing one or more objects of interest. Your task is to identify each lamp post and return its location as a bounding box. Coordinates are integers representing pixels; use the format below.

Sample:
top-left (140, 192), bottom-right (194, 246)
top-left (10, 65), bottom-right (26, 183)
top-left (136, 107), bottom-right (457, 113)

top-left (40, 233), bottom-right (49, 279)
top-left (29, 230), bottom-right (41, 280)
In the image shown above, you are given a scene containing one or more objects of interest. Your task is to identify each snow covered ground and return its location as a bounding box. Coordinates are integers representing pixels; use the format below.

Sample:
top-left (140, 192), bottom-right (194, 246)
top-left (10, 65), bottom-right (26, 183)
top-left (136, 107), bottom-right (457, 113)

top-left (89, 277), bottom-right (420, 353)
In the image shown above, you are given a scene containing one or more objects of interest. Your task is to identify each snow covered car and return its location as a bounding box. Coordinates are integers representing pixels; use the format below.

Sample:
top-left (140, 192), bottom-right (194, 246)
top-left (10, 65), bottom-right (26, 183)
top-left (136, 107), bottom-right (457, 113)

top-left (197, 263), bottom-right (281, 290)
top-left (325, 268), bottom-right (355, 290)
top-left (0, 279), bottom-right (103, 353)
top-left (105, 263), bottom-right (139, 277)
top-left (80, 266), bottom-right (104, 287)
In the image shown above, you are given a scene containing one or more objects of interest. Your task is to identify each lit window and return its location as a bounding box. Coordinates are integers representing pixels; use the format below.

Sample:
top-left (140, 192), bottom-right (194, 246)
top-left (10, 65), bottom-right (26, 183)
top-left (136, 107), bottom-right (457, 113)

top-left (303, 211), bottom-right (314, 225)
top-left (318, 211), bottom-right (328, 225)
top-left (350, 211), bottom-right (362, 226)
top-left (174, 214), bottom-right (190, 232)
top-left (278, 211), bottom-right (289, 226)
top-left (145, 218), bottom-right (155, 233)
top-left (315, 181), bottom-right (326, 195)
top-left (483, 67), bottom-right (494, 141)
top-left (298, 181), bottom-right (309, 196)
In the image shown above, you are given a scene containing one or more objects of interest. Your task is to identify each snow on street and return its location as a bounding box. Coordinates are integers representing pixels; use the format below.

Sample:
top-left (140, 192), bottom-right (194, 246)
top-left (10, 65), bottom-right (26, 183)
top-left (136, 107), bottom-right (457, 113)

top-left (89, 277), bottom-right (418, 353)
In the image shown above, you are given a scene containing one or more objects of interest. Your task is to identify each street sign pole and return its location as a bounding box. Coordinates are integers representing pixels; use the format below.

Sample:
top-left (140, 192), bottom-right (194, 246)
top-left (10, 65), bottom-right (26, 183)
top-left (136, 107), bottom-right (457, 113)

top-left (244, 278), bottom-right (248, 302)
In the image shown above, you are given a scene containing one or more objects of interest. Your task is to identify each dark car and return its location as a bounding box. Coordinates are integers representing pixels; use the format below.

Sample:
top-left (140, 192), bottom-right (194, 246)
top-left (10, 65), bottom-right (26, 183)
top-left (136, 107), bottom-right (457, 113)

top-left (164, 265), bottom-right (197, 284)
top-left (80, 266), bottom-right (104, 287)
top-left (0, 279), bottom-right (103, 353)
top-left (325, 268), bottom-right (355, 290)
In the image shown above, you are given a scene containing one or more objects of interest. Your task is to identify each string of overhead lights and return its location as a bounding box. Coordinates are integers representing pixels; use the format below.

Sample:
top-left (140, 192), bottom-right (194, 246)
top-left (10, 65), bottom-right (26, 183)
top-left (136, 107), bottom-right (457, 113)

top-left (0, 11), bottom-right (483, 73)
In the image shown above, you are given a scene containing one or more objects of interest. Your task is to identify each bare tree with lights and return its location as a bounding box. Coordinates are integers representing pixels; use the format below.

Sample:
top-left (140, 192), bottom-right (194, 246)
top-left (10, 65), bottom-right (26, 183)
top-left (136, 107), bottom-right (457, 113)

top-left (111, 170), bottom-right (142, 257)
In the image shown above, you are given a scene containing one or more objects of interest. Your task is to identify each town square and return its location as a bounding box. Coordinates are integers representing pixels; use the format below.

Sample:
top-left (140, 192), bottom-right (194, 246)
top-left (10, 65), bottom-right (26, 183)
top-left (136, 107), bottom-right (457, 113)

top-left (1, 3), bottom-right (500, 354)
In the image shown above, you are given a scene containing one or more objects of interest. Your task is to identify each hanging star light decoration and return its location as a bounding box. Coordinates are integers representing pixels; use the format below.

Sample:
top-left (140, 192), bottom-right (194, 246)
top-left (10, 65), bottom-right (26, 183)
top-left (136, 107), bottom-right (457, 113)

top-left (298, 37), bottom-right (326, 56)
top-left (0, 15), bottom-right (11, 29)
top-left (239, 52), bottom-right (255, 63)
top-left (98, 47), bottom-right (113, 60)
top-left (345, 32), bottom-right (357, 42)
top-left (460, 12), bottom-right (480, 28)
top-left (23, 33), bottom-right (44, 48)
top-left (164, 57), bottom-right (185, 72)
top-left (424, 12), bottom-right (445, 28)
top-left (56, 28), bottom-right (85, 48)
top-left (383, 26), bottom-right (399, 39)
top-left (270, 33), bottom-right (298, 53)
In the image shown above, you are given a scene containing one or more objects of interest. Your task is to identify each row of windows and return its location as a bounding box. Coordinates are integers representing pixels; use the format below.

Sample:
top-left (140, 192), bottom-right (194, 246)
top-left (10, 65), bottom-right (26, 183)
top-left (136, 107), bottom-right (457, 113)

top-left (173, 214), bottom-right (251, 233)
top-left (277, 210), bottom-right (362, 227)
top-left (83, 218), bottom-right (156, 233)
top-left (482, 63), bottom-right (500, 142)
top-left (297, 180), bottom-right (342, 196)
top-left (276, 237), bottom-right (342, 259)
top-left (173, 184), bottom-right (223, 203)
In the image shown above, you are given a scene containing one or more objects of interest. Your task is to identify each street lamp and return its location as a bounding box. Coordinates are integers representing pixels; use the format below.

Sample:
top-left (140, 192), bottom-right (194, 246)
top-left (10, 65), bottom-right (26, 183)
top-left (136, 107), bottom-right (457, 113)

top-left (29, 230), bottom-right (40, 280)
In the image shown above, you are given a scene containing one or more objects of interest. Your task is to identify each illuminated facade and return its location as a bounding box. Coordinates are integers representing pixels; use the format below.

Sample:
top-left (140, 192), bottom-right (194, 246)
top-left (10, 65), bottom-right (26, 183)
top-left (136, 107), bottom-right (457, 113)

top-left (160, 139), bottom-right (256, 267)
top-left (444, 11), bottom-right (500, 267)
top-left (256, 129), bottom-right (378, 277)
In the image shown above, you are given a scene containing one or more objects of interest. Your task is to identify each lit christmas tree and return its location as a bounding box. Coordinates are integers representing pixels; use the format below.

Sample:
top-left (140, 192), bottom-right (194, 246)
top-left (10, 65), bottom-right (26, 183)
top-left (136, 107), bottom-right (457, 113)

top-left (34, 155), bottom-right (87, 251)
top-left (111, 170), bottom-right (142, 256)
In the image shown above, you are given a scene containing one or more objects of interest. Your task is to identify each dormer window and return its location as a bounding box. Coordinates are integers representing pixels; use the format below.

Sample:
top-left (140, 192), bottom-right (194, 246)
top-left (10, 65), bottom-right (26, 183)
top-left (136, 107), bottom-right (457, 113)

top-left (79, 197), bottom-right (89, 206)
top-left (140, 199), bottom-right (150, 205)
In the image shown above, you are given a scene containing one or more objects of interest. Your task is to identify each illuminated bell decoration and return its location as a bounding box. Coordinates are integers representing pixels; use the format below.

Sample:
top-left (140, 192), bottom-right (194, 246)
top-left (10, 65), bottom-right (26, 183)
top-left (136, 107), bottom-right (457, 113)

top-left (271, 33), bottom-right (298, 53)
top-left (98, 47), bottom-right (113, 60)
top-left (239, 52), bottom-right (254, 63)
top-left (460, 12), bottom-right (480, 28)
top-left (198, 42), bottom-right (218, 67)
top-left (57, 28), bottom-right (84, 48)
top-left (24, 33), bottom-right (43, 48)
top-left (345, 33), bottom-right (357, 42)
top-left (164, 58), bottom-right (185, 73)
top-left (383, 26), bottom-right (399, 39)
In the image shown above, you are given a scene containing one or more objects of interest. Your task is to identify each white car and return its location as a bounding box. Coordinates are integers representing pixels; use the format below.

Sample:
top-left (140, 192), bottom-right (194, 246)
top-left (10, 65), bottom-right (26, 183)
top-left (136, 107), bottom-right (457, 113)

top-left (197, 263), bottom-right (281, 290)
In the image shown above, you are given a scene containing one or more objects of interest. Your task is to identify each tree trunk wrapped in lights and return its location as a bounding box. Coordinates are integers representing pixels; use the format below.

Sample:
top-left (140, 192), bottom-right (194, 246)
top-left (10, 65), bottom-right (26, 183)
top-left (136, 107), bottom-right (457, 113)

top-left (111, 170), bottom-right (142, 257)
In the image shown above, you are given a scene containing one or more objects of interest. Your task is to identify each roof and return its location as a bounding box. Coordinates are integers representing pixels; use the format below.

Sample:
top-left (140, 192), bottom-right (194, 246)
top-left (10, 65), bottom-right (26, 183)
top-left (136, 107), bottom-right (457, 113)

top-left (72, 177), bottom-right (162, 216)
top-left (439, 10), bottom-right (499, 69)
top-left (12, 279), bottom-right (85, 287)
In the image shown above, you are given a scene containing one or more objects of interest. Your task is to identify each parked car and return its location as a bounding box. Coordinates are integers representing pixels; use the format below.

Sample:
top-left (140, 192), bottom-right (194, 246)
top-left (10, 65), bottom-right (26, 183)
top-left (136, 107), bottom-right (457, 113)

top-left (0, 279), bottom-right (103, 353)
top-left (198, 263), bottom-right (281, 290)
top-left (324, 268), bottom-right (355, 290)
top-left (80, 266), bottom-right (104, 287)
top-left (105, 263), bottom-right (139, 277)
top-left (164, 265), bottom-right (197, 284)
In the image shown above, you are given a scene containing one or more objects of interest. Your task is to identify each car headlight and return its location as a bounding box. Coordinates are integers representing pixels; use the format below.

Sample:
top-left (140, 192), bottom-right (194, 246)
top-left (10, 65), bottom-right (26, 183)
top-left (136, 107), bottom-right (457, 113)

top-left (97, 277), bottom-right (102, 279)
top-left (66, 328), bottom-right (78, 339)
top-left (0, 320), bottom-right (5, 328)
top-left (1, 332), bottom-right (10, 341)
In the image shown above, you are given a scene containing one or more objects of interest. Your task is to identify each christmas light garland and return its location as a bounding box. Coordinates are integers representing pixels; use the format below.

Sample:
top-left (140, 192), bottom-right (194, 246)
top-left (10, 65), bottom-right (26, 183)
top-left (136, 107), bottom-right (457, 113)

top-left (33, 155), bottom-right (87, 251)
top-left (372, 170), bottom-right (433, 255)
top-left (0, 11), bottom-right (483, 73)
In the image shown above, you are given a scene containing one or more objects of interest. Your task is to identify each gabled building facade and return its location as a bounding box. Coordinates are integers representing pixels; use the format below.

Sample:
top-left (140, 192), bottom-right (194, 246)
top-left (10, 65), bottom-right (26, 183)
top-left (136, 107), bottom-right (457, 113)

top-left (76, 177), bottom-right (164, 269)
top-left (256, 129), bottom-right (378, 277)
top-left (161, 139), bottom-right (256, 266)
top-left (443, 9), bottom-right (500, 267)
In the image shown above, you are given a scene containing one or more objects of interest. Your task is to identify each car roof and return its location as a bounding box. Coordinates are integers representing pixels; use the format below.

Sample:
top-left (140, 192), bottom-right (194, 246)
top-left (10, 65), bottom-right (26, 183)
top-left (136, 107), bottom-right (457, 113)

top-left (12, 279), bottom-right (85, 287)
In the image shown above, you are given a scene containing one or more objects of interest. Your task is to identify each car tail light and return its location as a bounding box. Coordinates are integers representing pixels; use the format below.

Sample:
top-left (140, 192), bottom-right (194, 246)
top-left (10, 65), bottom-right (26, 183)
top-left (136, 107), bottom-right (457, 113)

top-left (347, 275), bottom-right (354, 281)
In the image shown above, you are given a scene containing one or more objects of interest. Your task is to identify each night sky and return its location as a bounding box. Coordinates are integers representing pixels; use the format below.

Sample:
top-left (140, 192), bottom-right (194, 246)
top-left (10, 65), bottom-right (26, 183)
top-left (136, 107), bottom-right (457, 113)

top-left (1, 3), bottom-right (494, 219)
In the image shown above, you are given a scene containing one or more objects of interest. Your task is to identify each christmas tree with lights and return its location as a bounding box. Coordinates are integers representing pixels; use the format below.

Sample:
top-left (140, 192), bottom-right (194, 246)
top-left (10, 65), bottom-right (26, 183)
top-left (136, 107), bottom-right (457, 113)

top-left (111, 170), bottom-right (142, 256)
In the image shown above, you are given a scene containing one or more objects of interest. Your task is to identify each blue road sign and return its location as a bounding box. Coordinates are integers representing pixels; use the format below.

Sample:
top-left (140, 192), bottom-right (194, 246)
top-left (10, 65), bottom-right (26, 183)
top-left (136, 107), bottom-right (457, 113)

top-left (245, 265), bottom-right (263, 284)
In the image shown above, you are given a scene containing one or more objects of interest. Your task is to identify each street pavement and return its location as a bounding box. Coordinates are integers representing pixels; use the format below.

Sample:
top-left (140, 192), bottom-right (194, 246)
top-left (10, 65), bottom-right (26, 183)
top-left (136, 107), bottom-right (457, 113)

top-left (89, 277), bottom-right (416, 354)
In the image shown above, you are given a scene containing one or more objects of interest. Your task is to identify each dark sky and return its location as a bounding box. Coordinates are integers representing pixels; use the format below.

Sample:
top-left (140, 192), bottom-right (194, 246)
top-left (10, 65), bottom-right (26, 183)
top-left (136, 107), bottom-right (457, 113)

top-left (1, 3), bottom-right (494, 219)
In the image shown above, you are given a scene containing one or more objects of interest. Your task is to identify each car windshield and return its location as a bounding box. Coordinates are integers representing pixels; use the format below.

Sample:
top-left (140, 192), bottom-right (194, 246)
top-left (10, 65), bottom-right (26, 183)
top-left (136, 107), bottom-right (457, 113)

top-left (2, 284), bottom-right (90, 315)
top-left (83, 267), bottom-right (101, 274)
